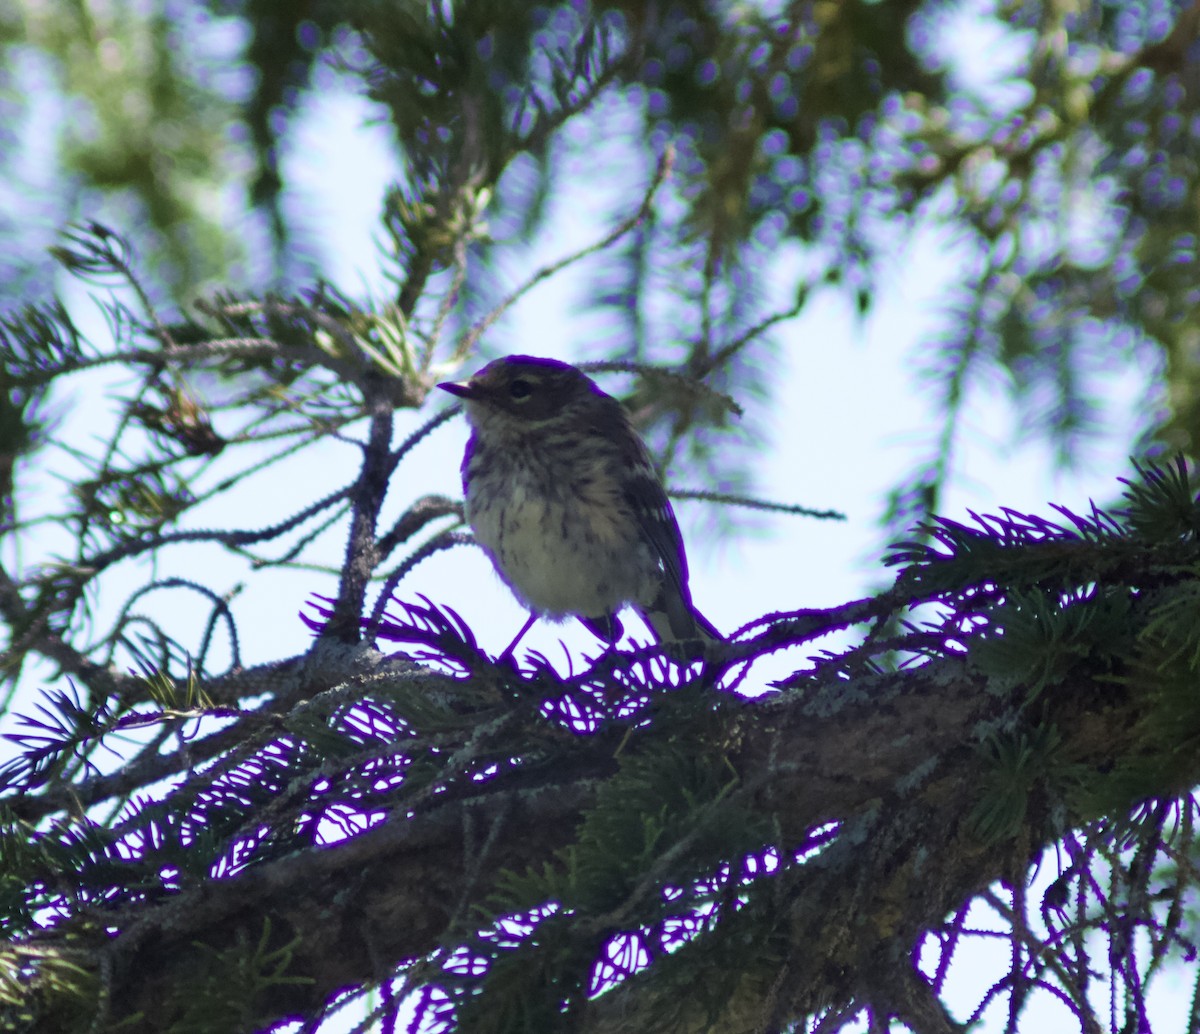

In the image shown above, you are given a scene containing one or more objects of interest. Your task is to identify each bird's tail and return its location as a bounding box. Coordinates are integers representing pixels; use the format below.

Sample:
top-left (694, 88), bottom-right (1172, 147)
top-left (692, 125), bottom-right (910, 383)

top-left (642, 587), bottom-right (721, 647)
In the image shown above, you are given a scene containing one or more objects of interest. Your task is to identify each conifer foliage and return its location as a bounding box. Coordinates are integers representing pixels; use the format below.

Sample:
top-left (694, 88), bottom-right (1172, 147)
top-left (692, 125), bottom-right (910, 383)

top-left (3, 227), bottom-right (1200, 1029)
top-left (4, 2), bottom-right (1200, 1032)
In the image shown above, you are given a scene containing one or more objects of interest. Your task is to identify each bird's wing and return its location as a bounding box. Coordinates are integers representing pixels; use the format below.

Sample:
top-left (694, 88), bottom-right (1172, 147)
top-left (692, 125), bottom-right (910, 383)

top-left (622, 464), bottom-right (690, 594)
top-left (619, 445), bottom-right (710, 642)
top-left (607, 400), bottom-right (717, 642)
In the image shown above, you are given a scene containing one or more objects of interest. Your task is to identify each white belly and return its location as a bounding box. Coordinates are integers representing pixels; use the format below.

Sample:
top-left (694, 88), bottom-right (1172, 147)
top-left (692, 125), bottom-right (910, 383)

top-left (466, 479), bottom-right (656, 619)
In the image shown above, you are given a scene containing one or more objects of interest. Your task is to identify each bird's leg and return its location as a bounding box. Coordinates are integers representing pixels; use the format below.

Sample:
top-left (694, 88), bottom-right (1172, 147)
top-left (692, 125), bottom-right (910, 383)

top-left (578, 612), bottom-right (624, 647)
top-left (497, 612), bottom-right (538, 663)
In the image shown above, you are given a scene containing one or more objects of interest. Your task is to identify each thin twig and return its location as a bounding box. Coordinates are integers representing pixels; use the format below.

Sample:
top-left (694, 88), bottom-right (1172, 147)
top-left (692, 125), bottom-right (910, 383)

top-left (12, 339), bottom-right (289, 383)
top-left (425, 234), bottom-right (472, 368)
top-left (707, 297), bottom-right (806, 373)
top-left (387, 405), bottom-right (461, 479)
top-left (668, 488), bottom-right (845, 521)
top-left (367, 531), bottom-right (474, 636)
top-left (455, 147), bottom-right (675, 359)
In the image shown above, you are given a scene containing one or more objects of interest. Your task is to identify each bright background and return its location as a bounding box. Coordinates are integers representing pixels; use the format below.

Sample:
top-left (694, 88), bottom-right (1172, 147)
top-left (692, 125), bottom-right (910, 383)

top-left (2, 12), bottom-right (1181, 1031)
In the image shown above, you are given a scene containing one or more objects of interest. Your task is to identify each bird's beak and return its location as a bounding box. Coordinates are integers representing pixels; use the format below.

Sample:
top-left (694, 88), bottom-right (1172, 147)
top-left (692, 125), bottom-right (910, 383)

top-left (437, 378), bottom-right (477, 400)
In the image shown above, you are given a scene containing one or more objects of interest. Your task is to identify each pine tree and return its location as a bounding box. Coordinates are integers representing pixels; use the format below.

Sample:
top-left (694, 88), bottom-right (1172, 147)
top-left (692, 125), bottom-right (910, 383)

top-left (4, 3), bottom-right (1200, 1032)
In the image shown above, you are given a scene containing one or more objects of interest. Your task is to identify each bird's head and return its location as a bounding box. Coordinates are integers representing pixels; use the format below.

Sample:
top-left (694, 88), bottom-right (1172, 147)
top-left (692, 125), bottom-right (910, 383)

top-left (438, 355), bottom-right (610, 433)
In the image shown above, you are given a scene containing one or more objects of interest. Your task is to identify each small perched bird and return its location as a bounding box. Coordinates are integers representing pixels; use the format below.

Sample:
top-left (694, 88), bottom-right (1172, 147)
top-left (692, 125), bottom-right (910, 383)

top-left (438, 355), bottom-right (720, 656)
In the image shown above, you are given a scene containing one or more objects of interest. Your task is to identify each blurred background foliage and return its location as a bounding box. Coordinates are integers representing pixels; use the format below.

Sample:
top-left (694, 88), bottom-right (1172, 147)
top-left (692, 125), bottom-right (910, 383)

top-left (1, 0), bottom-right (1196, 529)
top-left (3, 5), bottom-right (1200, 1027)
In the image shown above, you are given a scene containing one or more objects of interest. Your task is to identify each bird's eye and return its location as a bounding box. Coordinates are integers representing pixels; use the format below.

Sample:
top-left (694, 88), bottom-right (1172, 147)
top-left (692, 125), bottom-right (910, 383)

top-left (509, 379), bottom-right (533, 400)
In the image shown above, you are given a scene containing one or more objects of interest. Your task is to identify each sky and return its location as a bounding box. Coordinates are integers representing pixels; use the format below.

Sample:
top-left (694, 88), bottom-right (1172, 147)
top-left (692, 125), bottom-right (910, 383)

top-left (277, 85), bottom-right (1176, 1032)
top-left (1, 6), bottom-right (1186, 1032)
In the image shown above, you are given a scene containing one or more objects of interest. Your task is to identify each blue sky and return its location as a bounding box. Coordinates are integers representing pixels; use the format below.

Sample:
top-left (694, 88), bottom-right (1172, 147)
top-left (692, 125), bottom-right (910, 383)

top-left (2, 7), bottom-right (1183, 1030)
top-left (263, 49), bottom-right (1178, 1031)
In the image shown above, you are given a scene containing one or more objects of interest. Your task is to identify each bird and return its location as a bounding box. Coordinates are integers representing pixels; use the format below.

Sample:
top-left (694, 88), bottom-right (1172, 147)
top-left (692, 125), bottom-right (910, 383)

top-left (438, 355), bottom-right (720, 658)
